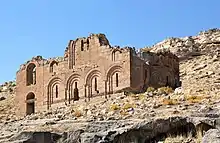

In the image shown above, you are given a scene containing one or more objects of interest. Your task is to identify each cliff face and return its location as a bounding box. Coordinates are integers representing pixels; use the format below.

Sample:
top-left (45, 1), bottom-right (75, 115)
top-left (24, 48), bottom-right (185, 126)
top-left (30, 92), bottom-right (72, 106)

top-left (1, 28), bottom-right (220, 143)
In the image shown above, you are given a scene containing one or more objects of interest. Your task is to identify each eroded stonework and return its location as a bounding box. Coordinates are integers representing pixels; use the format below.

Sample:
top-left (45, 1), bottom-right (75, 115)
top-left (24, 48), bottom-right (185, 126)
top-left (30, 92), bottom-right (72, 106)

top-left (16, 33), bottom-right (180, 116)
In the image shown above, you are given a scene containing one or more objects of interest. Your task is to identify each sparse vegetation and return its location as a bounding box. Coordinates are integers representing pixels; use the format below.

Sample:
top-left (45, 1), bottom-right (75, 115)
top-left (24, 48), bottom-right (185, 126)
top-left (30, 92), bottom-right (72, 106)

top-left (162, 99), bottom-right (178, 105)
top-left (122, 103), bottom-right (134, 110)
top-left (138, 94), bottom-right (145, 100)
top-left (74, 110), bottom-right (82, 117)
top-left (158, 86), bottom-right (174, 94)
top-left (186, 95), bottom-right (204, 103)
top-left (110, 104), bottom-right (120, 111)
top-left (146, 87), bottom-right (155, 92)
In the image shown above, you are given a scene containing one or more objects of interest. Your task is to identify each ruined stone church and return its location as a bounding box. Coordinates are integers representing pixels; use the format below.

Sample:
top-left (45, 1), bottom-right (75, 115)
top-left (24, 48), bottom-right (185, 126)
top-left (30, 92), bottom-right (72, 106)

top-left (15, 33), bottom-right (180, 116)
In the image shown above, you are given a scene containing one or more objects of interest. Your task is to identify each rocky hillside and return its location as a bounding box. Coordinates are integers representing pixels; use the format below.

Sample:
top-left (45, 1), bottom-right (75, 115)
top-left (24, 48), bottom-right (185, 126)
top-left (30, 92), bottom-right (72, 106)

top-left (149, 28), bottom-right (220, 97)
top-left (1, 28), bottom-right (220, 143)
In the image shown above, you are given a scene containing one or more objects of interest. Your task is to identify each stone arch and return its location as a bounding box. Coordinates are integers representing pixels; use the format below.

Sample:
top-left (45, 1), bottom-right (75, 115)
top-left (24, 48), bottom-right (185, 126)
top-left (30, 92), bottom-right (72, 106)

top-left (26, 92), bottom-right (35, 115)
top-left (49, 60), bottom-right (58, 73)
top-left (26, 63), bottom-right (36, 86)
top-left (106, 65), bottom-right (123, 94)
top-left (112, 49), bottom-right (122, 61)
top-left (47, 77), bottom-right (61, 108)
top-left (85, 69), bottom-right (102, 98)
top-left (66, 73), bottom-right (80, 102)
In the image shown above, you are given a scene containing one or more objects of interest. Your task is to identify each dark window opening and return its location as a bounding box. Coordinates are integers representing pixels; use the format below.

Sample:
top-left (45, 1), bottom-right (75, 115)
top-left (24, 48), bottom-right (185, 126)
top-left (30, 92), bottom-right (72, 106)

top-left (49, 61), bottom-right (58, 73)
top-left (50, 65), bottom-right (53, 73)
top-left (144, 69), bottom-right (148, 83)
top-left (74, 82), bottom-right (79, 101)
top-left (94, 78), bottom-right (97, 91)
top-left (112, 52), bottom-right (115, 61)
top-left (87, 39), bottom-right (89, 48)
top-left (26, 63), bottom-right (36, 86)
top-left (55, 85), bottom-right (58, 98)
top-left (116, 73), bottom-right (119, 87)
top-left (166, 76), bottom-right (169, 86)
top-left (81, 40), bottom-right (84, 51)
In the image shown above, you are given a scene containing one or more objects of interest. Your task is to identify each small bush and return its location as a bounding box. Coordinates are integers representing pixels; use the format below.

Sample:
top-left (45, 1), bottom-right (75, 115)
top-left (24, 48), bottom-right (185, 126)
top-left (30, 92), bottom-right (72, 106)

top-left (158, 87), bottom-right (173, 94)
top-left (110, 104), bottom-right (120, 111)
top-left (146, 87), bottom-right (155, 92)
top-left (138, 94), bottom-right (145, 100)
top-left (186, 95), bottom-right (204, 103)
top-left (123, 103), bottom-right (134, 110)
top-left (162, 99), bottom-right (178, 105)
top-left (120, 110), bottom-right (129, 116)
top-left (74, 110), bottom-right (82, 117)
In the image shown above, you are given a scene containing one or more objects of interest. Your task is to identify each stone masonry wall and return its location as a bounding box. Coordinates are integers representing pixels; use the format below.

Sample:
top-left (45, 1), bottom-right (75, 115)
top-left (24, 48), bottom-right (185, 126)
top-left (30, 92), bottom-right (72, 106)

top-left (15, 33), bottom-right (180, 117)
top-left (16, 34), bottom-right (132, 116)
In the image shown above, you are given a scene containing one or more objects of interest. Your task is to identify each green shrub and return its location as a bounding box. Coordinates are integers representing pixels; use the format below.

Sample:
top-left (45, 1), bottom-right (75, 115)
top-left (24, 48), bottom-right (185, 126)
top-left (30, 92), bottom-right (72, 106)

top-left (110, 104), bottom-right (120, 111)
top-left (146, 87), bottom-right (155, 92)
top-left (158, 87), bottom-right (173, 94)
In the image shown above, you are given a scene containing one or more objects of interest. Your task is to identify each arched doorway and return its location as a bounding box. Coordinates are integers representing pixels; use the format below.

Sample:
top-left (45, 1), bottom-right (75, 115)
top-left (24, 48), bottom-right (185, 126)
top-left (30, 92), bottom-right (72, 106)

top-left (26, 92), bottom-right (35, 115)
top-left (73, 82), bottom-right (79, 101)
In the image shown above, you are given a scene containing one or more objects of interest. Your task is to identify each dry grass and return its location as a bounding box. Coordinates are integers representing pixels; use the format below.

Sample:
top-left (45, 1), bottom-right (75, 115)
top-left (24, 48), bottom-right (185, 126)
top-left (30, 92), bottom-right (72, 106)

top-left (186, 95), bottom-right (204, 103)
top-left (158, 86), bottom-right (174, 94)
top-left (122, 103), bottom-right (134, 110)
top-left (120, 110), bottom-right (129, 116)
top-left (138, 94), bottom-right (145, 100)
top-left (74, 110), bottom-right (82, 117)
top-left (110, 104), bottom-right (120, 111)
top-left (164, 132), bottom-right (202, 143)
top-left (162, 99), bottom-right (178, 105)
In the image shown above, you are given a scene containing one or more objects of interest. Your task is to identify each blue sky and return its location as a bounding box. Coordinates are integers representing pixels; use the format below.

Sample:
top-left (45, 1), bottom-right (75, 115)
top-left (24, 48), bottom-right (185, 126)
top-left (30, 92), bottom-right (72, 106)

top-left (0, 0), bottom-right (219, 84)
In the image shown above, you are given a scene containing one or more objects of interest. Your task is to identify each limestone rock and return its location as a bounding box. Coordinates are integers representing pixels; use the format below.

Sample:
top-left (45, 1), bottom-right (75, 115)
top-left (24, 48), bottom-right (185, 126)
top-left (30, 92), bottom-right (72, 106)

top-left (202, 129), bottom-right (220, 143)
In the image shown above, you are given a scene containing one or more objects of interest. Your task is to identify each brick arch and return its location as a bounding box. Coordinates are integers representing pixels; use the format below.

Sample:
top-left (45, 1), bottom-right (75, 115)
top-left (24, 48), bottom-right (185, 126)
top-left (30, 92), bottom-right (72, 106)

top-left (66, 73), bottom-right (80, 89)
top-left (49, 60), bottom-right (58, 73)
top-left (26, 92), bottom-right (35, 100)
top-left (106, 65), bottom-right (123, 81)
top-left (47, 77), bottom-right (61, 108)
top-left (66, 73), bottom-right (81, 102)
top-left (85, 69), bottom-right (102, 98)
top-left (85, 69), bottom-right (101, 86)
top-left (106, 65), bottom-right (123, 94)
top-left (26, 63), bottom-right (37, 86)
top-left (112, 49), bottom-right (122, 61)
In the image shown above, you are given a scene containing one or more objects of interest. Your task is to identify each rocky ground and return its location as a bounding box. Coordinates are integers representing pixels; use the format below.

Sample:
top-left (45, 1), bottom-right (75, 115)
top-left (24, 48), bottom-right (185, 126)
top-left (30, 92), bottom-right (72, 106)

top-left (1, 28), bottom-right (220, 143)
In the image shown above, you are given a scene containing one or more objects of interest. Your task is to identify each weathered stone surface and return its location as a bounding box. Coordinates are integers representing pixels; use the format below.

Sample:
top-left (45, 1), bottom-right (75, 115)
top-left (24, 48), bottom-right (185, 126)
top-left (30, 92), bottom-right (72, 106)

top-left (202, 129), bottom-right (220, 143)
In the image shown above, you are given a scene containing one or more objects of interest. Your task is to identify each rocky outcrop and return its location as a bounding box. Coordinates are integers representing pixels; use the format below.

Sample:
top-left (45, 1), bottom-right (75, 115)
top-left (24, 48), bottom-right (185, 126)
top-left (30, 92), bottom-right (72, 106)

top-left (0, 116), bottom-right (218, 143)
top-left (202, 129), bottom-right (220, 143)
top-left (149, 28), bottom-right (220, 61)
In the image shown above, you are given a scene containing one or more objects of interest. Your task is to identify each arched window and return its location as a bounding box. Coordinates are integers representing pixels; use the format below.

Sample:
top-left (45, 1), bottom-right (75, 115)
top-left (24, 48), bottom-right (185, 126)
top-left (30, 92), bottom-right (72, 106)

top-left (26, 63), bottom-right (36, 86)
top-left (55, 85), bottom-right (58, 98)
top-left (74, 82), bottom-right (79, 101)
top-left (116, 73), bottom-right (119, 87)
top-left (81, 40), bottom-right (84, 51)
top-left (94, 77), bottom-right (97, 91)
top-left (49, 61), bottom-right (58, 73)
top-left (87, 39), bottom-right (89, 48)
top-left (112, 51), bottom-right (115, 61)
